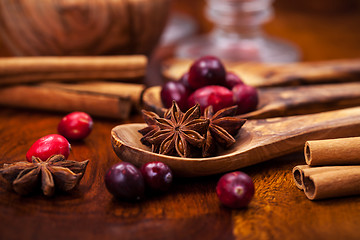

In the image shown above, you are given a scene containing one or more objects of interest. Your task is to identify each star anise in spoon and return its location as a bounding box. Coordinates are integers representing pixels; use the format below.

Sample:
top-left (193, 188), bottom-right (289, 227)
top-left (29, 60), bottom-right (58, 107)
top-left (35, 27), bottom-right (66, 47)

top-left (147, 101), bottom-right (209, 158)
top-left (202, 105), bottom-right (246, 157)
top-left (0, 155), bottom-right (88, 196)
top-left (138, 110), bottom-right (161, 146)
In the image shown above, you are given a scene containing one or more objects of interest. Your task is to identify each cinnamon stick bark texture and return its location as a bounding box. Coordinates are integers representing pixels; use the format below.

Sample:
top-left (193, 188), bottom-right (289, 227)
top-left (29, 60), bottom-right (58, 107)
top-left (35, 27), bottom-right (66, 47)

top-left (0, 81), bottom-right (144, 119)
top-left (300, 166), bottom-right (360, 200)
top-left (292, 165), bottom-right (355, 190)
top-left (305, 137), bottom-right (360, 166)
top-left (0, 56), bottom-right (147, 85)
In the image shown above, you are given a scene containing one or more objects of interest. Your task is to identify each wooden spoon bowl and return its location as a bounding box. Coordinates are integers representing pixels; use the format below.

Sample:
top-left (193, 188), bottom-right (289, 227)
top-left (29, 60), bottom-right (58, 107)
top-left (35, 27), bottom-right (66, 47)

top-left (111, 106), bottom-right (360, 177)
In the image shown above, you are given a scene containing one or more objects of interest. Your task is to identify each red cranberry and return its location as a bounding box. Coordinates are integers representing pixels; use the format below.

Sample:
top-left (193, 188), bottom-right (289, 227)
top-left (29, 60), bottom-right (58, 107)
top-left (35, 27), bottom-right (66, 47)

top-left (179, 72), bottom-right (193, 90)
top-left (232, 84), bottom-right (259, 114)
top-left (58, 112), bottom-right (93, 140)
top-left (26, 134), bottom-right (71, 162)
top-left (188, 85), bottom-right (234, 113)
top-left (224, 72), bottom-right (244, 89)
top-left (104, 162), bottom-right (145, 201)
top-left (188, 56), bottom-right (226, 89)
top-left (161, 81), bottom-right (191, 111)
top-left (140, 161), bottom-right (173, 192)
top-left (216, 171), bottom-right (255, 208)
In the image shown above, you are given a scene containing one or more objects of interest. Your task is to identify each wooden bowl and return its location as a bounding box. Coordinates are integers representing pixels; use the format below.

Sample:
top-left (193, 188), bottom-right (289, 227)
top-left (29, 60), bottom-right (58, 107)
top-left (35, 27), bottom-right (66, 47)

top-left (0, 0), bottom-right (170, 56)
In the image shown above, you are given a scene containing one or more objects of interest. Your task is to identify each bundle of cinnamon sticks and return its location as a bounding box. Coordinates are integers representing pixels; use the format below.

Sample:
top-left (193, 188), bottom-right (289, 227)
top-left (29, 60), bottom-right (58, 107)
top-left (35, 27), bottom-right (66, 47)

top-left (0, 55), bottom-right (147, 119)
top-left (293, 137), bottom-right (360, 200)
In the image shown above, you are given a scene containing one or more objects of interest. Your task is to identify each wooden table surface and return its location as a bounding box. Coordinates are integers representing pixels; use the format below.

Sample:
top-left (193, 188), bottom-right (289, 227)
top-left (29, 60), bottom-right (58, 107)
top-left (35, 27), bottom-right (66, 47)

top-left (1, 1), bottom-right (360, 240)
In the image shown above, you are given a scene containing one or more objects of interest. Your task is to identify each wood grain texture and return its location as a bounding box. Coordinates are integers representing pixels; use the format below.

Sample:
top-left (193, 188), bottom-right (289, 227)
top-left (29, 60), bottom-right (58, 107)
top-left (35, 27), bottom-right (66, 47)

top-left (142, 83), bottom-right (360, 119)
top-left (0, 0), bottom-right (170, 56)
top-left (111, 106), bottom-right (360, 176)
top-left (0, 108), bottom-right (234, 240)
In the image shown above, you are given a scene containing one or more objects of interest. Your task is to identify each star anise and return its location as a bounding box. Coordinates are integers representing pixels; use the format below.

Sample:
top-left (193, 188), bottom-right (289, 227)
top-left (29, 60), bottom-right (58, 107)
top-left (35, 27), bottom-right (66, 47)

top-left (147, 101), bottom-right (209, 158)
top-left (202, 105), bottom-right (246, 157)
top-left (0, 155), bottom-right (88, 196)
top-left (138, 110), bottom-right (161, 146)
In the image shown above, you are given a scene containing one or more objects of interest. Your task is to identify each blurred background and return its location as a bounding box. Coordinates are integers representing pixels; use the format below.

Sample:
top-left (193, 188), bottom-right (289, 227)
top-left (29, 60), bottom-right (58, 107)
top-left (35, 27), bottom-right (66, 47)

top-left (161, 0), bottom-right (360, 61)
top-left (1, 0), bottom-right (360, 61)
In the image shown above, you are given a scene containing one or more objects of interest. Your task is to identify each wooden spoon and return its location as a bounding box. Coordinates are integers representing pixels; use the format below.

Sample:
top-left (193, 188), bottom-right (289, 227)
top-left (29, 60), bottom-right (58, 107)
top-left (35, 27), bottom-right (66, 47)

top-left (162, 58), bottom-right (360, 87)
top-left (111, 106), bottom-right (360, 177)
top-left (142, 83), bottom-right (360, 119)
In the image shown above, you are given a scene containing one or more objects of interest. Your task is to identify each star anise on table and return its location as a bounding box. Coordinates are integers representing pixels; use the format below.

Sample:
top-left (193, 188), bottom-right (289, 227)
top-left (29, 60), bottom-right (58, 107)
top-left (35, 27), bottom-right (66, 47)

top-left (145, 101), bottom-right (209, 158)
top-left (0, 155), bottom-right (88, 196)
top-left (202, 105), bottom-right (246, 157)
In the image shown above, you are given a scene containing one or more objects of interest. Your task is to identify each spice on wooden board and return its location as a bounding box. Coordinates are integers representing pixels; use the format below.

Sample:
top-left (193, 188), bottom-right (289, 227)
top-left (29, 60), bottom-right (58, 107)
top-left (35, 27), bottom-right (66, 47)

top-left (0, 155), bottom-right (89, 197)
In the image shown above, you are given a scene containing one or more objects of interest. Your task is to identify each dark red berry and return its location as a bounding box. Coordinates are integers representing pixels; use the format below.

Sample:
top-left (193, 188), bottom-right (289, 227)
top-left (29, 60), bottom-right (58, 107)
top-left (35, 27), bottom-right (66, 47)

top-left (188, 85), bottom-right (234, 113)
top-left (232, 84), bottom-right (259, 114)
top-left (140, 161), bottom-right (173, 192)
top-left (179, 72), bottom-right (193, 90)
top-left (216, 171), bottom-right (255, 208)
top-left (104, 162), bottom-right (145, 201)
top-left (58, 112), bottom-right (93, 140)
top-left (224, 72), bottom-right (244, 89)
top-left (161, 81), bottom-right (191, 111)
top-left (188, 56), bottom-right (226, 89)
top-left (26, 134), bottom-right (71, 162)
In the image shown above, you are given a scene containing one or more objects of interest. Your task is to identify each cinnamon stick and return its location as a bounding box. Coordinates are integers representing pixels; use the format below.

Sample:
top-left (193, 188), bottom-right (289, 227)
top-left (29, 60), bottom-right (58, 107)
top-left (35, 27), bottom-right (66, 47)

top-left (0, 55), bottom-right (147, 85)
top-left (0, 81), bottom-right (145, 119)
top-left (298, 166), bottom-right (360, 200)
top-left (305, 137), bottom-right (360, 166)
top-left (292, 165), bottom-right (310, 190)
top-left (292, 165), bottom-right (356, 190)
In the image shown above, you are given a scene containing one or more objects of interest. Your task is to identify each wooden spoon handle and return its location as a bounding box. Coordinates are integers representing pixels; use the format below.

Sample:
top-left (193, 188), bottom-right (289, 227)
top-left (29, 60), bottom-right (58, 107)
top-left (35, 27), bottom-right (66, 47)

top-left (241, 82), bottom-right (360, 119)
top-left (256, 58), bottom-right (360, 87)
top-left (111, 106), bottom-right (360, 177)
top-left (162, 58), bottom-right (360, 87)
top-left (235, 106), bottom-right (360, 169)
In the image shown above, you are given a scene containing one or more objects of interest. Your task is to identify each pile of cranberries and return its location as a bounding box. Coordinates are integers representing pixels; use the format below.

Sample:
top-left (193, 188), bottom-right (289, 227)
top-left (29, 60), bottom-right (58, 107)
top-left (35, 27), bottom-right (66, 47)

top-left (104, 161), bottom-right (173, 201)
top-left (161, 56), bottom-right (259, 114)
top-left (25, 111), bottom-right (93, 162)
